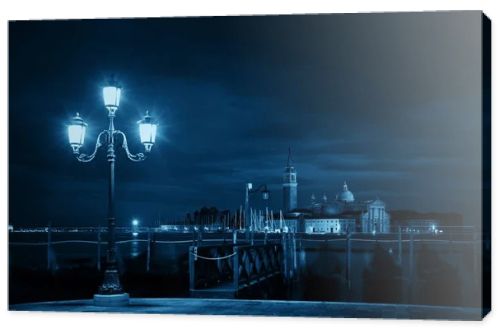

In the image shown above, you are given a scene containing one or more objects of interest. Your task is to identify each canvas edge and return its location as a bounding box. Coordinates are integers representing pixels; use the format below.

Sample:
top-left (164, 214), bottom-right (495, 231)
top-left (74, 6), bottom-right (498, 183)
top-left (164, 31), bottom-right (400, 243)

top-left (481, 11), bottom-right (492, 320)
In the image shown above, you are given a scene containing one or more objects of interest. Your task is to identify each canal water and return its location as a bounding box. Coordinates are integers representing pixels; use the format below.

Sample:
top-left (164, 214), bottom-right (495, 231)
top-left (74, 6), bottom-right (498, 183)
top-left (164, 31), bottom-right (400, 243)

top-left (8, 231), bottom-right (482, 308)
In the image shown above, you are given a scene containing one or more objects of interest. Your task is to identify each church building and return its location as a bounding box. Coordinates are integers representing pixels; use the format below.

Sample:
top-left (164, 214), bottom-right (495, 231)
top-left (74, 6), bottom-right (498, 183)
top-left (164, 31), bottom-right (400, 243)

top-left (281, 151), bottom-right (391, 234)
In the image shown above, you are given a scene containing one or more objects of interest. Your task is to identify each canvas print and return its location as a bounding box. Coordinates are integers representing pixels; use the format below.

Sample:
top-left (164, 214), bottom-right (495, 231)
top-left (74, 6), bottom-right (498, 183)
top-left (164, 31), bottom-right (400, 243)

top-left (8, 11), bottom-right (491, 320)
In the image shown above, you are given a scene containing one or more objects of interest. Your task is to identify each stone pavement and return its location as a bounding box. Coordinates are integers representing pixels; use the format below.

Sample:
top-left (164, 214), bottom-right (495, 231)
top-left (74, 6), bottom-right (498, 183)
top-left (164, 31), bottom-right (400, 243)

top-left (10, 298), bottom-right (482, 320)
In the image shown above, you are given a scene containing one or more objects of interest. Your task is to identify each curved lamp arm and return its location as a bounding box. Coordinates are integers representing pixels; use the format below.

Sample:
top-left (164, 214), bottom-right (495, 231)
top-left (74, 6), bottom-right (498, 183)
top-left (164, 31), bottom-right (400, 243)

top-left (115, 130), bottom-right (146, 162)
top-left (75, 130), bottom-right (108, 163)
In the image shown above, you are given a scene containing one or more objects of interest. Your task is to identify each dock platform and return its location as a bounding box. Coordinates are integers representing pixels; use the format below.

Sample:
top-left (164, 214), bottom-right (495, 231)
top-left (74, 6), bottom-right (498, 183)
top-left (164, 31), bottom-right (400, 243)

top-left (10, 298), bottom-right (481, 320)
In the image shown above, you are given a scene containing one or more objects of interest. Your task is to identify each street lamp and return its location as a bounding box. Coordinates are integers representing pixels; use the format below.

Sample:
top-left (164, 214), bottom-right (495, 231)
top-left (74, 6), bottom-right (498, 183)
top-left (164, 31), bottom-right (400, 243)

top-left (68, 113), bottom-right (87, 154)
top-left (138, 111), bottom-right (157, 153)
top-left (103, 83), bottom-right (121, 112)
top-left (67, 79), bottom-right (157, 306)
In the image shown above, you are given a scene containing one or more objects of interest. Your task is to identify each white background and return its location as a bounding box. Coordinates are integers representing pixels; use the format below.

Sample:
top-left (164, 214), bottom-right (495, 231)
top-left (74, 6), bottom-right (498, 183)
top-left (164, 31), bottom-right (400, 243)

top-left (0, 0), bottom-right (498, 333)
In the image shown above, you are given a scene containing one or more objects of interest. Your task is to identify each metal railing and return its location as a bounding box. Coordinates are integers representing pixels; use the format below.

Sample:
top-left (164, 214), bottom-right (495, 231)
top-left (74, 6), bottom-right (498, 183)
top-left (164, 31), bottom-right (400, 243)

top-left (188, 243), bottom-right (283, 296)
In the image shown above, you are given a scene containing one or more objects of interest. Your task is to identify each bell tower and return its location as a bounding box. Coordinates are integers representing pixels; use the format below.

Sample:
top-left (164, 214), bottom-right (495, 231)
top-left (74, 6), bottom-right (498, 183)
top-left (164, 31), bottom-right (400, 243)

top-left (283, 147), bottom-right (298, 212)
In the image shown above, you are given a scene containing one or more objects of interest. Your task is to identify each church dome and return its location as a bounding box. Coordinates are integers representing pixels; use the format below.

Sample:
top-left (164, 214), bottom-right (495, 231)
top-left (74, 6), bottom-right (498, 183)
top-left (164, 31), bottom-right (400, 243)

top-left (338, 181), bottom-right (355, 202)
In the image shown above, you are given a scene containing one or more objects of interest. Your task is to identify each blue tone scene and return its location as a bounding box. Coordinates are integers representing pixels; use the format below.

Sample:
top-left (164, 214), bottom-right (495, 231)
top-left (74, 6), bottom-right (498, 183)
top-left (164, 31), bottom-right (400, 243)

top-left (8, 11), bottom-right (491, 319)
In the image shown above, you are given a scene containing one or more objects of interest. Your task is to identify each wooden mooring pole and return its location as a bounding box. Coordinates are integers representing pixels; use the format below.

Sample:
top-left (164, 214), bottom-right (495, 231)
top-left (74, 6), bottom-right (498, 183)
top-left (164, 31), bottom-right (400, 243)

top-left (282, 233), bottom-right (288, 279)
top-left (47, 223), bottom-right (52, 271)
top-left (398, 226), bottom-right (402, 265)
top-left (97, 226), bottom-right (101, 271)
top-left (346, 232), bottom-right (351, 290)
top-left (408, 232), bottom-right (415, 303)
top-left (293, 232), bottom-right (297, 273)
top-left (146, 228), bottom-right (151, 272)
top-left (189, 246), bottom-right (196, 291)
top-left (232, 246), bottom-right (239, 292)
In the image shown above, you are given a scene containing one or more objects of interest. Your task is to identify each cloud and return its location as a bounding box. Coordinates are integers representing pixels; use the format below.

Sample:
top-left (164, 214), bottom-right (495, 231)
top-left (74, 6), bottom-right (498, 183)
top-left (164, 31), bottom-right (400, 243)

top-left (9, 13), bottom-right (483, 226)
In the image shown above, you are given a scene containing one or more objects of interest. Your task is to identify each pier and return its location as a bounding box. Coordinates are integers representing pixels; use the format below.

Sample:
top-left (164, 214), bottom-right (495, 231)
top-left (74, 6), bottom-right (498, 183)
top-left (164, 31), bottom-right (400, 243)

top-left (189, 243), bottom-right (284, 298)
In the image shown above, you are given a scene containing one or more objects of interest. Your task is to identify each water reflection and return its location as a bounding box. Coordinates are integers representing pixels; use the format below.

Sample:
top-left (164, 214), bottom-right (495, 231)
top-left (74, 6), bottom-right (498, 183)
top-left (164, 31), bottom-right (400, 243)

top-left (131, 233), bottom-right (140, 258)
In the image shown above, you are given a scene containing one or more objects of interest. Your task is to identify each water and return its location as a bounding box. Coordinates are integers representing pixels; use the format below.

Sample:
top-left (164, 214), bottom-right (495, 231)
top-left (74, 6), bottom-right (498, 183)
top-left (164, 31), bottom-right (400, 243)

top-left (9, 231), bottom-right (481, 307)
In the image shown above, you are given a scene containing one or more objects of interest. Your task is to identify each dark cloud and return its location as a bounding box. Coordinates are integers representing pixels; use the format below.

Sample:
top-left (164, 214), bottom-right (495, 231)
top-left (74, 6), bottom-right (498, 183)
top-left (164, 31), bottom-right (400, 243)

top-left (9, 12), bottom-right (484, 227)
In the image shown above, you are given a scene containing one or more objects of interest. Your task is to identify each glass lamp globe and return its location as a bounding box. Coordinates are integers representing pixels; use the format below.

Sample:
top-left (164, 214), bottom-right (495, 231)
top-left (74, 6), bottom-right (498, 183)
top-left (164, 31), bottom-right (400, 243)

top-left (103, 83), bottom-right (121, 112)
top-left (138, 111), bottom-right (157, 152)
top-left (68, 113), bottom-right (87, 153)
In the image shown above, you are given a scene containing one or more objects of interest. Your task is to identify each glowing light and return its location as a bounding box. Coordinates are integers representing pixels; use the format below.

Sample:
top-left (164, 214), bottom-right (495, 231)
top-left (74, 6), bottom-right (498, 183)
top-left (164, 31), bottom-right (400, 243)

top-left (132, 232), bottom-right (138, 237)
top-left (68, 125), bottom-right (86, 146)
top-left (103, 86), bottom-right (121, 110)
top-left (138, 111), bottom-right (157, 152)
top-left (68, 113), bottom-right (87, 153)
top-left (132, 219), bottom-right (139, 226)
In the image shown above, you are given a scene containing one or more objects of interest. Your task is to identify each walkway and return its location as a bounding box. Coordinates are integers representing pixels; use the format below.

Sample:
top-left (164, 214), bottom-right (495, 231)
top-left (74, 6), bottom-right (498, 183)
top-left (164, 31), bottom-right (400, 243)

top-left (10, 298), bottom-right (481, 320)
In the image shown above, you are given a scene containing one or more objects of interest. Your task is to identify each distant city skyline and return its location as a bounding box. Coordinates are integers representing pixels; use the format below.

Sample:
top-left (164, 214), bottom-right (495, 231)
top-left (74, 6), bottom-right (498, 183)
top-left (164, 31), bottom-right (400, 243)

top-left (9, 13), bottom-right (483, 227)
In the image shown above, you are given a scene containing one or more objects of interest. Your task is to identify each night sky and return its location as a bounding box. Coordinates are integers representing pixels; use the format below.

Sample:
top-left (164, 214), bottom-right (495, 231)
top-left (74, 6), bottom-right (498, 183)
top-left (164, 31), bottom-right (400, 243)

top-left (9, 12), bottom-right (484, 227)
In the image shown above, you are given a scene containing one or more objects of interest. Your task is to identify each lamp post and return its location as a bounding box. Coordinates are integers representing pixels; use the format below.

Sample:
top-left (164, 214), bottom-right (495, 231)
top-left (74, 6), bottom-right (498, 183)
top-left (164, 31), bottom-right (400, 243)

top-left (244, 183), bottom-right (270, 242)
top-left (67, 79), bottom-right (157, 306)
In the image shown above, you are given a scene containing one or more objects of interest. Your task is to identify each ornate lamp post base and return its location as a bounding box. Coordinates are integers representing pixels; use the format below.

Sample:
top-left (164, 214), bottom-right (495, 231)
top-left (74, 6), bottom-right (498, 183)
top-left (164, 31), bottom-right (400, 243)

top-left (93, 267), bottom-right (129, 306)
top-left (94, 293), bottom-right (130, 307)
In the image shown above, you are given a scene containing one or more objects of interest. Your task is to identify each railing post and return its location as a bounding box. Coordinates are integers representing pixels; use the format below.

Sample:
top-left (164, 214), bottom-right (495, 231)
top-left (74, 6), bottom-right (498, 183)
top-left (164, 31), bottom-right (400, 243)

top-left (189, 246), bottom-right (196, 292)
top-left (47, 223), bottom-right (52, 271)
top-left (146, 228), bottom-right (151, 272)
top-left (97, 226), bottom-right (101, 271)
top-left (192, 226), bottom-right (196, 246)
top-left (233, 229), bottom-right (237, 245)
top-left (197, 229), bottom-right (202, 247)
top-left (398, 226), bottom-right (402, 265)
top-left (233, 246), bottom-right (239, 292)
